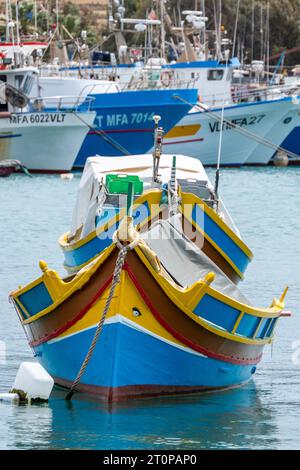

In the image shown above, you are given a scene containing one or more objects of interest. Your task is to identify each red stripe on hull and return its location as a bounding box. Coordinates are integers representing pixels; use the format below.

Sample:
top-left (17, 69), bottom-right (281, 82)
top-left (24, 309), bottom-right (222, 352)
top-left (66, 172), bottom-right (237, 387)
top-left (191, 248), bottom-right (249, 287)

top-left (163, 138), bottom-right (204, 145)
top-left (28, 261), bottom-right (261, 365)
top-left (29, 275), bottom-right (113, 347)
top-left (123, 264), bottom-right (262, 366)
top-left (54, 376), bottom-right (251, 402)
top-left (24, 169), bottom-right (72, 174)
top-left (0, 42), bottom-right (46, 46)
top-left (88, 128), bottom-right (153, 135)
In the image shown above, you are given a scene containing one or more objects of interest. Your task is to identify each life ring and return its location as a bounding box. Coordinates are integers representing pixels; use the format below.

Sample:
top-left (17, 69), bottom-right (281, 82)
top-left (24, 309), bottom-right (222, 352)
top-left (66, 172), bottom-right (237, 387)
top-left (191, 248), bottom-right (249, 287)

top-left (161, 70), bottom-right (173, 87)
top-left (0, 52), bottom-right (7, 70)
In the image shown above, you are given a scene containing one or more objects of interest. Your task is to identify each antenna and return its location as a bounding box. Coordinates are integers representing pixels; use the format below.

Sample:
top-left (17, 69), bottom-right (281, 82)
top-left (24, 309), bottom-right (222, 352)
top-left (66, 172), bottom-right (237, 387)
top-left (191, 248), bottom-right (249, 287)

top-left (126, 182), bottom-right (134, 216)
top-left (169, 156), bottom-right (178, 217)
top-left (214, 61), bottom-right (228, 211)
top-left (152, 115), bottom-right (163, 185)
top-left (214, 101), bottom-right (224, 209)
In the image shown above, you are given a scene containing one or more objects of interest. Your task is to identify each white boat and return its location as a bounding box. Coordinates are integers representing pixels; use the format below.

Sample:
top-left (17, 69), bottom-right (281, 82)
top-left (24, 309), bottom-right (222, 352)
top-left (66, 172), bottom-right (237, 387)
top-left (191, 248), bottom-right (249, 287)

top-left (162, 94), bottom-right (300, 166)
top-left (116, 58), bottom-right (300, 165)
top-left (245, 96), bottom-right (300, 165)
top-left (0, 67), bottom-right (96, 172)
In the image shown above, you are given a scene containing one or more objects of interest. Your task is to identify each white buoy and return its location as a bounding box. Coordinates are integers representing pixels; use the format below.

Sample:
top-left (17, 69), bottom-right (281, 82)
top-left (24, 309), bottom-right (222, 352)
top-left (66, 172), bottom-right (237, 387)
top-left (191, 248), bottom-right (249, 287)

top-left (273, 150), bottom-right (289, 167)
top-left (11, 362), bottom-right (54, 402)
top-left (0, 393), bottom-right (19, 403)
top-left (60, 173), bottom-right (74, 180)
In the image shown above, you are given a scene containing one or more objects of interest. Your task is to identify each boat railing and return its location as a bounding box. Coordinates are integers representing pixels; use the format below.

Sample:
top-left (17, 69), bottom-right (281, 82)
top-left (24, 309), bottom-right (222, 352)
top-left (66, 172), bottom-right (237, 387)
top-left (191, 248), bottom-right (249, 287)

top-left (29, 95), bottom-right (95, 113)
top-left (230, 82), bottom-right (300, 104)
top-left (124, 76), bottom-right (197, 91)
top-left (197, 82), bottom-right (300, 109)
top-left (73, 82), bottom-right (121, 104)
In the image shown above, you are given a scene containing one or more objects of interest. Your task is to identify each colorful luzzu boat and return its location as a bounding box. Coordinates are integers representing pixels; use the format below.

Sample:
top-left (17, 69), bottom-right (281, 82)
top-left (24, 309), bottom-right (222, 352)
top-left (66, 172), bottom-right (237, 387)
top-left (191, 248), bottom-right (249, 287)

top-left (59, 154), bottom-right (252, 283)
top-left (10, 216), bottom-right (288, 402)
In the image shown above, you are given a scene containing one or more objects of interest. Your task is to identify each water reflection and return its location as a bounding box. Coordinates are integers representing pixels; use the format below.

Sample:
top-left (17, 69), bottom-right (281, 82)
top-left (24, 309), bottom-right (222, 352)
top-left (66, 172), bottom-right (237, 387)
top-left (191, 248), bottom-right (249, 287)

top-left (1, 381), bottom-right (280, 450)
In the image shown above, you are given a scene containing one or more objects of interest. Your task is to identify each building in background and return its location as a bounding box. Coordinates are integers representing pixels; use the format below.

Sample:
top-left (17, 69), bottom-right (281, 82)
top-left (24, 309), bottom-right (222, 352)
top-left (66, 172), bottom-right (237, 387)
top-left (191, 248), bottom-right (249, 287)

top-left (0, 1), bottom-right (109, 32)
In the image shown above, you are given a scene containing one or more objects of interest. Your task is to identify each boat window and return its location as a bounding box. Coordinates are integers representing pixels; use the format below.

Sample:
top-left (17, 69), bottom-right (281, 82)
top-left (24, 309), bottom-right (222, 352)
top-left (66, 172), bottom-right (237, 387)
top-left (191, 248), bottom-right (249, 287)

top-left (14, 75), bottom-right (24, 90)
top-left (0, 75), bottom-right (7, 111)
top-left (22, 74), bottom-right (35, 94)
top-left (207, 69), bottom-right (224, 81)
top-left (226, 69), bottom-right (232, 81)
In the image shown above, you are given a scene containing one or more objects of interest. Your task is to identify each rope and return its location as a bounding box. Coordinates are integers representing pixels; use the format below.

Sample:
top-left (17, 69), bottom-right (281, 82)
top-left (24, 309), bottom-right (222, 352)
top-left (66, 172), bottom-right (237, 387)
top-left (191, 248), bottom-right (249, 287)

top-left (65, 230), bottom-right (140, 401)
top-left (175, 96), bottom-right (300, 161)
top-left (72, 111), bottom-right (131, 156)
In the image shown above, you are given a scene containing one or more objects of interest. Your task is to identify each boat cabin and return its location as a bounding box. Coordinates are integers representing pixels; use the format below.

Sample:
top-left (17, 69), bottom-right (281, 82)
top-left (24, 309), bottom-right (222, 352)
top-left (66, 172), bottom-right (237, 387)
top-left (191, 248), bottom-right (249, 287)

top-left (0, 67), bottom-right (38, 112)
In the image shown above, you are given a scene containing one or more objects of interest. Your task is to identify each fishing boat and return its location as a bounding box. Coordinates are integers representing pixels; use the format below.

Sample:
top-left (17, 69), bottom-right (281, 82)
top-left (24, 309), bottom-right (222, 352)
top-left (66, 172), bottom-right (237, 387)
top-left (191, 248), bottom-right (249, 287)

top-left (10, 212), bottom-right (288, 402)
top-left (0, 67), bottom-right (96, 172)
top-left (58, 153), bottom-right (252, 282)
top-left (31, 75), bottom-right (198, 167)
top-left (0, 159), bottom-right (29, 177)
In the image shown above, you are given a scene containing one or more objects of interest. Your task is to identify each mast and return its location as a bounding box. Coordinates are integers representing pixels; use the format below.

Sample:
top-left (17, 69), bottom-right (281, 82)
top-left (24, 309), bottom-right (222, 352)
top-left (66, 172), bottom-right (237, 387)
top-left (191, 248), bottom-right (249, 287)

top-left (213, 0), bottom-right (222, 60)
top-left (260, 2), bottom-right (264, 62)
top-left (232, 0), bottom-right (240, 58)
top-left (34, 0), bottom-right (38, 32)
top-left (160, 0), bottom-right (165, 60)
top-left (201, 0), bottom-right (207, 59)
top-left (15, 0), bottom-right (20, 46)
top-left (251, 0), bottom-right (254, 62)
top-left (266, 1), bottom-right (270, 78)
top-left (214, 58), bottom-right (228, 212)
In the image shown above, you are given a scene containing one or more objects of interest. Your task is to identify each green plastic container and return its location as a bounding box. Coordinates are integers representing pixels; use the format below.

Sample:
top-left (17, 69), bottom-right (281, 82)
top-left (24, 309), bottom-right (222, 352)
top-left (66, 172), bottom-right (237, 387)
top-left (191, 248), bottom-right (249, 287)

top-left (105, 174), bottom-right (144, 195)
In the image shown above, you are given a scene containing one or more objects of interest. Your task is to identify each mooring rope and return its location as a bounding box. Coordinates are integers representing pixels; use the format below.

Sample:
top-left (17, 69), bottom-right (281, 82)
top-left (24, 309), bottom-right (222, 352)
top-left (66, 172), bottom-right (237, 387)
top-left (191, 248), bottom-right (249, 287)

top-left (65, 225), bottom-right (140, 401)
top-left (72, 110), bottom-right (131, 156)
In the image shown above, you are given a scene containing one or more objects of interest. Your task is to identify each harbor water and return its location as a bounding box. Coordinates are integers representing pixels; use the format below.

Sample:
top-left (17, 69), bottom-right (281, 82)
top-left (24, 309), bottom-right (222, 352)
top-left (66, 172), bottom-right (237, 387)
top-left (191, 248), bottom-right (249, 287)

top-left (0, 167), bottom-right (299, 450)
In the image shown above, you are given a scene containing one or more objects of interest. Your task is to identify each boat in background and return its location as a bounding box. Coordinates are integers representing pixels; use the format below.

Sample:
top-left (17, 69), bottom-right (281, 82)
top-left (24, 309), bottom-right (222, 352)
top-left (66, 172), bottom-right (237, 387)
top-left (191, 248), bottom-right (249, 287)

top-left (0, 67), bottom-right (95, 172)
top-left (0, 159), bottom-right (30, 177)
top-left (59, 153), bottom-right (252, 282)
top-left (30, 75), bottom-right (198, 168)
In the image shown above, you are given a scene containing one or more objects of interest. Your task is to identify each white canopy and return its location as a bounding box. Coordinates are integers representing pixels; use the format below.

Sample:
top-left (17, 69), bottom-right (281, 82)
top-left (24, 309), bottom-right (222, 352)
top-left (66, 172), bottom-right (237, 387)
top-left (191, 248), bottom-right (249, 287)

top-left (142, 216), bottom-right (250, 304)
top-left (69, 154), bottom-right (238, 239)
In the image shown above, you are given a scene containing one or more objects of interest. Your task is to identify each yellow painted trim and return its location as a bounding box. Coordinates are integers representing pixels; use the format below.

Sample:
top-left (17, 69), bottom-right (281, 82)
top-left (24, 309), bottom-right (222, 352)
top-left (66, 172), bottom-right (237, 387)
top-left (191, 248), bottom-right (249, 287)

top-left (231, 311), bottom-right (244, 334)
top-left (180, 203), bottom-right (244, 280)
top-left (205, 285), bottom-right (281, 318)
top-left (164, 124), bottom-right (201, 139)
top-left (12, 239), bottom-right (283, 348)
top-left (59, 190), bottom-right (163, 252)
top-left (63, 252), bottom-right (101, 275)
top-left (11, 245), bottom-right (116, 325)
top-left (252, 318), bottom-right (263, 339)
top-left (13, 275), bottom-right (44, 297)
top-left (134, 246), bottom-right (283, 346)
top-left (13, 296), bottom-right (31, 319)
top-left (180, 191), bottom-right (253, 259)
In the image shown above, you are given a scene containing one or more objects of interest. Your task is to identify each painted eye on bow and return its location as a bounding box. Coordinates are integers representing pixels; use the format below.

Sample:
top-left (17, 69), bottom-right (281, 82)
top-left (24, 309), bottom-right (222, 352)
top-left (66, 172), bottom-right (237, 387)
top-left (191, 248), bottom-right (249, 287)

top-left (132, 308), bottom-right (141, 317)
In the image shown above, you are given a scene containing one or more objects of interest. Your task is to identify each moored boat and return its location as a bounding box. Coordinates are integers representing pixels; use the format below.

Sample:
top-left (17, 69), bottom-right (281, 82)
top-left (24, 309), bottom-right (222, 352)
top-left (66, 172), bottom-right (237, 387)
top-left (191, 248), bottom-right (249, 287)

top-left (10, 216), bottom-right (288, 402)
top-left (0, 159), bottom-right (29, 177)
top-left (58, 154), bottom-right (252, 282)
top-left (0, 67), bottom-right (96, 172)
top-left (29, 75), bottom-right (198, 166)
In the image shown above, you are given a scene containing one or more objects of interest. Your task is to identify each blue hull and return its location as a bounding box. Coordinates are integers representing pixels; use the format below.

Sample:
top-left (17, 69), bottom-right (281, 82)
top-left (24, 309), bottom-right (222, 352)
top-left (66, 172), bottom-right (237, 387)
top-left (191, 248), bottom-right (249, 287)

top-left (34, 319), bottom-right (256, 401)
top-left (280, 125), bottom-right (300, 158)
top-left (74, 88), bottom-right (197, 167)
